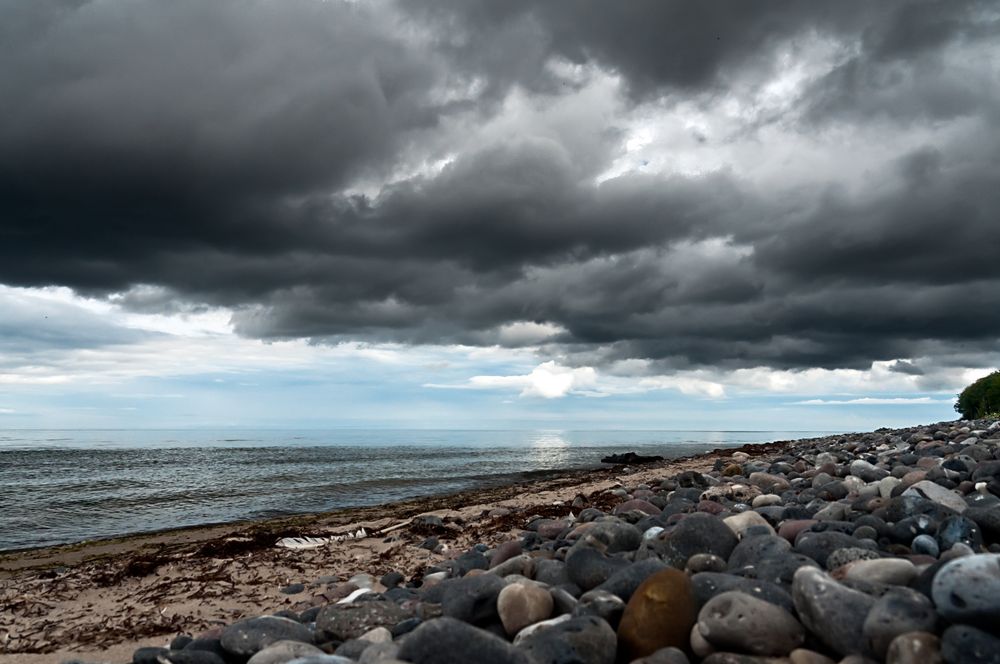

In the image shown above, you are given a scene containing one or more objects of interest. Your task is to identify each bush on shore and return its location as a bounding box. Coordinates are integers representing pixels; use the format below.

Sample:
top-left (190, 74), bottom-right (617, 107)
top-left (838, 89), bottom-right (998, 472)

top-left (955, 369), bottom-right (1000, 419)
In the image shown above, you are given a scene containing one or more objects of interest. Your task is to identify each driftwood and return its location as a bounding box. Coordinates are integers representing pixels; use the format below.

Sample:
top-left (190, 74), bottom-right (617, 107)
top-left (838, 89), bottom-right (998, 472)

top-left (600, 451), bottom-right (664, 465)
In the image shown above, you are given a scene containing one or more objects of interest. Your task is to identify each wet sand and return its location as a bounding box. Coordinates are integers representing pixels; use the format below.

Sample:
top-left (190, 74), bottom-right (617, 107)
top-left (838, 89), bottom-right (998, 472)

top-left (0, 441), bottom-right (791, 663)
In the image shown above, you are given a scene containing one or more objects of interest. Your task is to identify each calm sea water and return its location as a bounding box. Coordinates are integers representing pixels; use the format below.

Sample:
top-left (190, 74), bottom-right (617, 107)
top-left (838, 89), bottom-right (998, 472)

top-left (0, 429), bottom-right (827, 551)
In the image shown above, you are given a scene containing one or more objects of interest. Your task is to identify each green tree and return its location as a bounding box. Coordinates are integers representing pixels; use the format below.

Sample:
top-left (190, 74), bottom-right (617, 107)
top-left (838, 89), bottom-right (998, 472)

top-left (955, 370), bottom-right (1000, 419)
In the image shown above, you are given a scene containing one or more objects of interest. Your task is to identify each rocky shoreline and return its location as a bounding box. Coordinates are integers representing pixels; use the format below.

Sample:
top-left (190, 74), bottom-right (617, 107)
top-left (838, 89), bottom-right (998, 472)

top-left (4, 419), bottom-right (1000, 664)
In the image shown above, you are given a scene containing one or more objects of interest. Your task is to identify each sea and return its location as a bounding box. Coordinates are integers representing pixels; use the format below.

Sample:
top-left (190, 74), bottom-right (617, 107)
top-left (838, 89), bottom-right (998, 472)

top-left (0, 428), bottom-right (830, 552)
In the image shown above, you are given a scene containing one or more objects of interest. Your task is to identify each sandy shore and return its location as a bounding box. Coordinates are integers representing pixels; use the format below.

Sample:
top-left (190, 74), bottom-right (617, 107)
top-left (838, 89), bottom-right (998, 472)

top-left (0, 440), bottom-right (793, 663)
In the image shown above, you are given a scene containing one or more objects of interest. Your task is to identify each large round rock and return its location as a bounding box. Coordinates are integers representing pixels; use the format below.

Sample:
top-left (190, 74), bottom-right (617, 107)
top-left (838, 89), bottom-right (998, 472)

top-left (940, 624), bottom-right (1000, 664)
top-left (316, 601), bottom-right (410, 641)
top-left (617, 568), bottom-right (697, 660)
top-left (931, 553), bottom-right (1000, 626)
top-left (792, 567), bottom-right (875, 657)
top-left (517, 615), bottom-right (617, 664)
top-left (220, 616), bottom-right (314, 657)
top-left (656, 513), bottom-right (739, 568)
top-left (862, 588), bottom-right (937, 658)
top-left (397, 617), bottom-right (532, 664)
top-left (690, 572), bottom-right (795, 614)
top-left (440, 574), bottom-right (505, 625)
top-left (696, 591), bottom-right (804, 656)
top-left (497, 582), bottom-right (553, 636)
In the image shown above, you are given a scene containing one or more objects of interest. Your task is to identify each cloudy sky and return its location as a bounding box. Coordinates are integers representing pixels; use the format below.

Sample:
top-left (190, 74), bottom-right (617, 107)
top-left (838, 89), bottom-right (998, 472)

top-left (1, 0), bottom-right (998, 430)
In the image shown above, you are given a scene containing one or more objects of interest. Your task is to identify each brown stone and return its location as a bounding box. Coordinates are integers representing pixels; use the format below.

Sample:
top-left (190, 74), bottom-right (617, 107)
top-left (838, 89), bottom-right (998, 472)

top-left (490, 540), bottom-right (523, 569)
top-left (614, 499), bottom-right (662, 516)
top-left (778, 520), bottom-right (817, 543)
top-left (497, 581), bottom-right (553, 636)
top-left (789, 649), bottom-right (835, 664)
top-left (885, 631), bottom-right (942, 664)
top-left (900, 470), bottom-right (927, 486)
top-left (617, 568), bottom-right (697, 660)
top-left (722, 463), bottom-right (743, 476)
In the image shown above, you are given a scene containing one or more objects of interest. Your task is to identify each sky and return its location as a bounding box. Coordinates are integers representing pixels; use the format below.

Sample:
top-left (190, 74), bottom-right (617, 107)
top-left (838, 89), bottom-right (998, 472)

top-left (1, 0), bottom-right (999, 430)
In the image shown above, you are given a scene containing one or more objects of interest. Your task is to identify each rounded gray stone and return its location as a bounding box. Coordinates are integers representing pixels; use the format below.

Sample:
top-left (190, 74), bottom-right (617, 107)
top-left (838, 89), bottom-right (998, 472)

top-left (697, 591), bottom-right (805, 656)
top-left (316, 601), bottom-right (410, 641)
top-left (791, 567), bottom-right (876, 657)
top-left (397, 617), bottom-right (531, 664)
top-left (516, 615), bottom-right (617, 664)
top-left (941, 624), bottom-right (1000, 664)
top-left (862, 588), bottom-right (937, 657)
top-left (220, 616), bottom-right (314, 657)
top-left (931, 553), bottom-right (1000, 626)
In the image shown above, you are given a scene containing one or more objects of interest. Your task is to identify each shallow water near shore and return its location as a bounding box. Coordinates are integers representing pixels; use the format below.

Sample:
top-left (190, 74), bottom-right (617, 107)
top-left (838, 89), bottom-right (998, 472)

top-left (0, 428), bottom-right (828, 551)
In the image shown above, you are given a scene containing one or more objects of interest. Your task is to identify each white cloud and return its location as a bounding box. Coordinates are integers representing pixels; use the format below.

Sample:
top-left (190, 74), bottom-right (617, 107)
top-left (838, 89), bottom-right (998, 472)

top-left (428, 361), bottom-right (598, 399)
top-left (792, 397), bottom-right (955, 406)
top-left (494, 321), bottom-right (566, 346)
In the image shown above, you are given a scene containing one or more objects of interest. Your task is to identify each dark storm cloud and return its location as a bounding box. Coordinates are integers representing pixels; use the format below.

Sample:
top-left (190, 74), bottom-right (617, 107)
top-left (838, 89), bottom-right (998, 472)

top-left (1, 0), bottom-right (999, 374)
top-left (405, 0), bottom-right (997, 100)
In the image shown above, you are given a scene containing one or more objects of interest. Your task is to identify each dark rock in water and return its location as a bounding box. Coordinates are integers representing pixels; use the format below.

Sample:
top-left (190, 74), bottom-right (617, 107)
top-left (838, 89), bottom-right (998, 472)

top-left (931, 553), bottom-right (1000, 626)
top-left (696, 591), bottom-right (805, 656)
top-left (941, 624), bottom-right (1000, 664)
top-left (792, 567), bottom-right (876, 657)
top-left (316, 601), bottom-right (410, 640)
top-left (518, 615), bottom-right (617, 664)
top-left (861, 587), bottom-right (937, 657)
top-left (566, 547), bottom-right (630, 591)
top-left (602, 452), bottom-right (664, 465)
top-left (220, 616), bottom-right (314, 656)
top-left (690, 572), bottom-right (795, 614)
top-left (594, 558), bottom-right (667, 602)
top-left (398, 617), bottom-right (532, 664)
top-left (440, 574), bottom-right (505, 625)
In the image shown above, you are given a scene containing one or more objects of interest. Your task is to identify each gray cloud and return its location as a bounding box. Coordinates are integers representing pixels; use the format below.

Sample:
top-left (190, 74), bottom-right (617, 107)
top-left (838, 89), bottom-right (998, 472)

top-left (1, 0), bottom-right (999, 375)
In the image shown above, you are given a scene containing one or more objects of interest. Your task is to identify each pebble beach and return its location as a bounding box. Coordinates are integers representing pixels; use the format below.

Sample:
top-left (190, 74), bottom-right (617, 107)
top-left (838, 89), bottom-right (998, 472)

top-left (3, 418), bottom-right (1000, 664)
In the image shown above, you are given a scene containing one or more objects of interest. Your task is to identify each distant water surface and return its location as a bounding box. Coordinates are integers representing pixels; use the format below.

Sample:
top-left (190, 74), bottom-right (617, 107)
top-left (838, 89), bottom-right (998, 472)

top-left (0, 429), bottom-right (829, 551)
